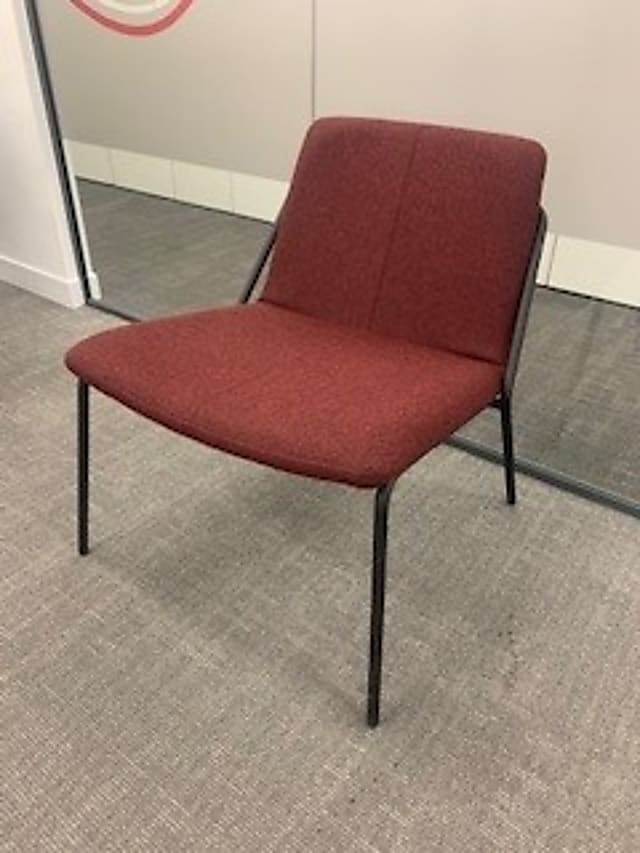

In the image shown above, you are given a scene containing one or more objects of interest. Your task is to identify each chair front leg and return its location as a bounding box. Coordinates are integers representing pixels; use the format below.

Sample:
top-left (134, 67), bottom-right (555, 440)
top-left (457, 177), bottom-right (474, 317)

top-left (367, 481), bottom-right (395, 727)
top-left (78, 380), bottom-right (90, 555)
top-left (499, 391), bottom-right (516, 505)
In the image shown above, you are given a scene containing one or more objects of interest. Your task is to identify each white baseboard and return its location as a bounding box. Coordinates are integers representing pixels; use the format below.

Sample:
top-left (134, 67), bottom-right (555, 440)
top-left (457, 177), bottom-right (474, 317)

top-left (0, 255), bottom-right (84, 308)
top-left (548, 236), bottom-right (639, 308)
top-left (110, 148), bottom-right (175, 199)
top-left (65, 139), bottom-right (288, 223)
top-left (536, 232), bottom-right (556, 286)
top-left (173, 161), bottom-right (233, 213)
top-left (66, 140), bottom-right (113, 184)
top-left (87, 269), bottom-right (102, 300)
top-left (231, 172), bottom-right (289, 221)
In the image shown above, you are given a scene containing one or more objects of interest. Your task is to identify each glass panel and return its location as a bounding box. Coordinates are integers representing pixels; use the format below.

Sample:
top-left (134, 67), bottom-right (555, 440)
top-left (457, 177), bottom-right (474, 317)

top-left (33, 0), bottom-right (640, 511)
top-left (76, 181), bottom-right (270, 317)
top-left (458, 289), bottom-right (640, 505)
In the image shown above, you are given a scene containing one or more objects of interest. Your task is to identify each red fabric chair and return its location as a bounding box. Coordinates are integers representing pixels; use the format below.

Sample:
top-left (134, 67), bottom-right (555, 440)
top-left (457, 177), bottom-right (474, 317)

top-left (66, 118), bottom-right (547, 726)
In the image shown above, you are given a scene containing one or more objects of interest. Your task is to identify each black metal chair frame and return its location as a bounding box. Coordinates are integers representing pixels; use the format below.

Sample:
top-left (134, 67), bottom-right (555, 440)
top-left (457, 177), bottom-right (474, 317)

top-left (76, 208), bottom-right (547, 728)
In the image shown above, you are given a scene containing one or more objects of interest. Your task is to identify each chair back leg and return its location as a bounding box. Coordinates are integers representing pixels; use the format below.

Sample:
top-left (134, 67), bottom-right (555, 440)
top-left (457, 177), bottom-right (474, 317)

top-left (500, 391), bottom-right (516, 505)
top-left (367, 481), bottom-right (395, 727)
top-left (78, 380), bottom-right (90, 555)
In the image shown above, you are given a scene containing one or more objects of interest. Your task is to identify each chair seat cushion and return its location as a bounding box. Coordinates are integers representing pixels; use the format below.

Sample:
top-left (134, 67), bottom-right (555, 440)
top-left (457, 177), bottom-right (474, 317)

top-left (65, 302), bottom-right (503, 487)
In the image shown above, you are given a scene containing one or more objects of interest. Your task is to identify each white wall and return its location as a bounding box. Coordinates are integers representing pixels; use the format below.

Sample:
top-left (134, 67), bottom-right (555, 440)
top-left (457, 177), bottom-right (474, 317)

top-left (316, 0), bottom-right (640, 253)
top-left (315, 0), bottom-right (640, 307)
top-left (0, 1), bottom-right (83, 308)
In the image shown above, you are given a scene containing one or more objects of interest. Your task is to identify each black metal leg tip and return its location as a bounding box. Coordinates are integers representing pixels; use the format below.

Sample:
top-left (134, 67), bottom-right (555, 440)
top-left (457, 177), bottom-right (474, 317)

top-left (79, 542), bottom-right (90, 556)
top-left (367, 707), bottom-right (380, 728)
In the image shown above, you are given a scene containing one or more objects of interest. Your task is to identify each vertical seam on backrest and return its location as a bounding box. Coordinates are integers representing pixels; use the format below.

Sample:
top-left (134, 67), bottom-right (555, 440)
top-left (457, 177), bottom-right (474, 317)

top-left (365, 127), bottom-right (422, 331)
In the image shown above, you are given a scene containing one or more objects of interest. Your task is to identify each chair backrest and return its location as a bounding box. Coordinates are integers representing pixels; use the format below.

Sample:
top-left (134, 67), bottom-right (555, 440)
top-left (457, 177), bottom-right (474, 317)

top-left (261, 117), bottom-right (546, 366)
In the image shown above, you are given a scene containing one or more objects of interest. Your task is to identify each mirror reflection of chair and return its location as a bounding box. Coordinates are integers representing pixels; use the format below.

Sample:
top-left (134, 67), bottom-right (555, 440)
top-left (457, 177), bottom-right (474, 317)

top-left (65, 117), bottom-right (547, 727)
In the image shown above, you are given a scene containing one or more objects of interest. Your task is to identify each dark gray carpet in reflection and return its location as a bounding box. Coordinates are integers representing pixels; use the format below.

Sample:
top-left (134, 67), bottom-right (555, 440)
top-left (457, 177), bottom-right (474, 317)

top-left (78, 180), bottom-right (271, 317)
top-left (459, 288), bottom-right (640, 505)
top-left (77, 180), bottom-right (639, 505)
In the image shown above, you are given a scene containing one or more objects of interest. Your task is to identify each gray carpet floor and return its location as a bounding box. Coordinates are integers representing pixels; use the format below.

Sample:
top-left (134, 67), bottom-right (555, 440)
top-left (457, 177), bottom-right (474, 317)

top-left (2, 281), bottom-right (640, 851)
top-left (77, 180), bottom-right (640, 506)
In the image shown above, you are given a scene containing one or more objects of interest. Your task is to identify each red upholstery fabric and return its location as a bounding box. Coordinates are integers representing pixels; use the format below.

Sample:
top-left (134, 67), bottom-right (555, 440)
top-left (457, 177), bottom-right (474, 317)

top-left (65, 303), bottom-right (502, 487)
top-left (65, 117), bottom-right (546, 487)
top-left (263, 118), bottom-right (546, 364)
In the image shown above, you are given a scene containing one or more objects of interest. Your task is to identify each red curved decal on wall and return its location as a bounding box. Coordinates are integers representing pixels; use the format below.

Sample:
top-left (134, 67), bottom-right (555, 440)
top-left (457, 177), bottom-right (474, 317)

top-left (69, 0), bottom-right (194, 37)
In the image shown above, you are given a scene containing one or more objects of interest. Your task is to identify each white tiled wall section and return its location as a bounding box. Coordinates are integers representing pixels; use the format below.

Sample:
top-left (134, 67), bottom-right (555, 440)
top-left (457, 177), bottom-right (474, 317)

top-left (548, 238), bottom-right (640, 307)
top-left (173, 162), bottom-right (233, 213)
top-left (110, 149), bottom-right (174, 198)
top-left (67, 140), bottom-right (287, 223)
